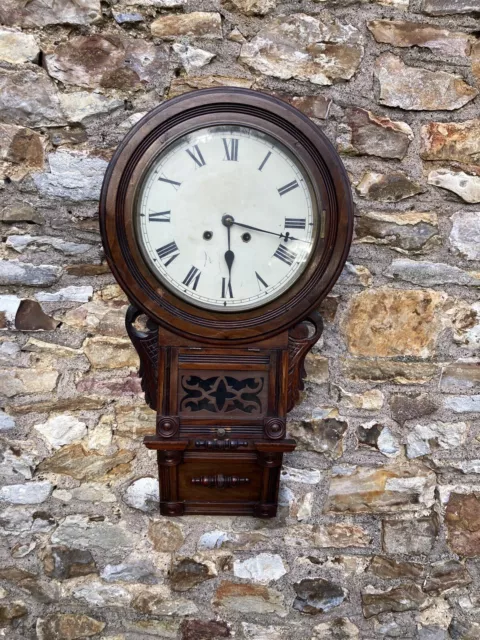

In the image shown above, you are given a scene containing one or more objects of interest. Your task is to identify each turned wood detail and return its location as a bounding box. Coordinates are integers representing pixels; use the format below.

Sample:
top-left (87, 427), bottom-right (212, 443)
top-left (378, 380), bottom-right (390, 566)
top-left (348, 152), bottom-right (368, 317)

top-left (195, 439), bottom-right (248, 450)
top-left (191, 474), bottom-right (250, 488)
top-left (286, 311), bottom-right (323, 413)
top-left (125, 305), bottom-right (159, 410)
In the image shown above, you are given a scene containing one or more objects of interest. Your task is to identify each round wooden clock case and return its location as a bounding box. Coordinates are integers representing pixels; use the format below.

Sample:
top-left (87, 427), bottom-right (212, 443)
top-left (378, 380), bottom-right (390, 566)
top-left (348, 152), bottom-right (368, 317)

top-left (99, 88), bottom-right (354, 518)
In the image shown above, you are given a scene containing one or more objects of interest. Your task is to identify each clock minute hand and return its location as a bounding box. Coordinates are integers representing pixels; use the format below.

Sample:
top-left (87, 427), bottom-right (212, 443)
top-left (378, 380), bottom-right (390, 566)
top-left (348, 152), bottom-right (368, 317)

top-left (224, 225), bottom-right (234, 296)
top-left (231, 220), bottom-right (308, 244)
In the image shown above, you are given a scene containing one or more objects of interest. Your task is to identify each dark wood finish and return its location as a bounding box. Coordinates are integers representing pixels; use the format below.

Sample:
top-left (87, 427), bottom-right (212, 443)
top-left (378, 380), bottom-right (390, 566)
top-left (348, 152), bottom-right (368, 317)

top-left (100, 88), bottom-right (353, 518)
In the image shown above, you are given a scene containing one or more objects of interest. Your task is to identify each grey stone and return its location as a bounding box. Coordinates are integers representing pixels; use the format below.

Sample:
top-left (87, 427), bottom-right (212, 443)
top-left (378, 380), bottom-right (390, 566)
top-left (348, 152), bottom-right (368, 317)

top-left (449, 211), bottom-right (480, 260)
top-left (0, 260), bottom-right (62, 287)
top-left (0, 481), bottom-right (53, 505)
top-left (0, 294), bottom-right (20, 330)
top-left (233, 554), bottom-right (287, 584)
top-left (385, 259), bottom-right (480, 287)
top-left (6, 235), bottom-right (95, 256)
top-left (407, 421), bottom-right (468, 458)
top-left (101, 561), bottom-right (157, 584)
top-left (169, 558), bottom-right (216, 591)
top-left (0, 68), bottom-right (65, 128)
top-left (356, 171), bottom-right (424, 202)
top-left (293, 578), bottom-right (347, 614)
top-left (311, 618), bottom-right (359, 640)
top-left (369, 555), bottom-right (423, 579)
top-left (0, 29), bottom-right (39, 63)
top-left (242, 622), bottom-right (286, 640)
top-left (421, 0), bottom-right (480, 15)
top-left (123, 477), bottom-right (159, 512)
top-left (0, 444), bottom-right (34, 479)
top-left (35, 286), bottom-right (93, 303)
top-left (288, 417), bottom-right (347, 458)
top-left (337, 108), bottom-right (413, 159)
top-left (172, 43), bottom-right (215, 72)
top-left (0, 0), bottom-right (101, 27)
top-left (240, 14), bottom-right (363, 86)
top-left (356, 422), bottom-right (400, 458)
top-left (428, 169), bottom-right (480, 204)
top-left (0, 204), bottom-right (43, 224)
top-left (281, 466), bottom-right (321, 484)
top-left (114, 11), bottom-right (144, 24)
top-left (448, 618), bottom-right (480, 640)
top-left (382, 516), bottom-right (439, 555)
top-left (59, 92), bottom-right (123, 124)
top-left (33, 151), bottom-right (108, 202)
top-left (0, 410), bottom-right (15, 431)
top-left (51, 515), bottom-right (133, 554)
top-left (444, 395), bottom-right (480, 413)
top-left (375, 53), bottom-right (478, 111)
top-left (34, 415), bottom-right (88, 449)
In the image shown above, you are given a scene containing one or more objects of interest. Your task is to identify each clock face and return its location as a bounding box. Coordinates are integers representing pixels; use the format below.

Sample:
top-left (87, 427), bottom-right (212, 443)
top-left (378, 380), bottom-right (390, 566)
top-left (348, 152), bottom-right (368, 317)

top-left (136, 125), bottom-right (322, 312)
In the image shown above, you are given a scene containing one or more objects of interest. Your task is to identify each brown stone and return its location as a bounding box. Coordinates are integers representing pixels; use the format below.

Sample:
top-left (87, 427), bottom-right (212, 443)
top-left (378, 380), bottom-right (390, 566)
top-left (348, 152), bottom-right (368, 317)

top-left (168, 76), bottom-right (254, 99)
top-left (305, 353), bottom-right (329, 384)
top-left (151, 13), bottom-right (222, 39)
top-left (342, 358), bottom-right (439, 384)
top-left (338, 108), bottom-right (413, 160)
top-left (326, 463), bottom-right (436, 513)
top-left (375, 53), bottom-right (478, 111)
top-left (441, 360), bottom-right (480, 391)
top-left (472, 41), bottom-right (480, 87)
top-left (37, 444), bottom-right (135, 480)
top-left (62, 301), bottom-right (128, 337)
top-left (43, 547), bottom-right (97, 581)
top-left (44, 35), bottom-right (169, 90)
top-left (0, 203), bottom-right (43, 224)
top-left (369, 555), bottom-right (423, 579)
top-left (356, 171), bottom-right (424, 202)
top-left (0, 602), bottom-right (27, 626)
top-left (314, 523), bottom-right (372, 548)
top-left (226, 0), bottom-right (275, 16)
top-left (342, 289), bottom-right (446, 358)
top-left (239, 14), bottom-right (363, 86)
top-left (0, 0), bottom-right (101, 27)
top-left (286, 96), bottom-right (332, 120)
top-left (0, 124), bottom-right (44, 180)
top-left (76, 372), bottom-right (143, 397)
top-left (355, 211), bottom-right (439, 253)
top-left (181, 619), bottom-right (230, 640)
top-left (293, 578), bottom-right (346, 615)
top-left (445, 493), bottom-right (480, 557)
top-left (15, 300), bottom-right (58, 332)
top-left (36, 614), bottom-right (105, 640)
top-left (6, 396), bottom-right (105, 416)
top-left (424, 559), bottom-right (472, 593)
top-left (368, 20), bottom-right (472, 56)
top-left (389, 393), bottom-right (438, 425)
top-left (83, 336), bottom-right (138, 369)
top-left (65, 264), bottom-right (111, 277)
top-left (170, 559), bottom-right (215, 592)
top-left (361, 583), bottom-right (427, 618)
top-left (382, 516), bottom-right (439, 554)
top-left (420, 120), bottom-right (480, 166)
top-left (149, 520), bottom-right (185, 552)
top-left (213, 581), bottom-right (285, 615)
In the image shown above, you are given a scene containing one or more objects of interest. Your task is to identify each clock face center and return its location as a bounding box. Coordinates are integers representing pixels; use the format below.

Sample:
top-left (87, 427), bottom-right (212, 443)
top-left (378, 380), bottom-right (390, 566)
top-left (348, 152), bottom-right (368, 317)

top-left (136, 125), bottom-right (321, 312)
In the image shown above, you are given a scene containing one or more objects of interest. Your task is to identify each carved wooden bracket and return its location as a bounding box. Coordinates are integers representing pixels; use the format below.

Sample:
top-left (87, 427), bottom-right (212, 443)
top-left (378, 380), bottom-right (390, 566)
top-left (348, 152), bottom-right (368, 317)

top-left (287, 311), bottom-right (323, 412)
top-left (125, 305), bottom-right (159, 410)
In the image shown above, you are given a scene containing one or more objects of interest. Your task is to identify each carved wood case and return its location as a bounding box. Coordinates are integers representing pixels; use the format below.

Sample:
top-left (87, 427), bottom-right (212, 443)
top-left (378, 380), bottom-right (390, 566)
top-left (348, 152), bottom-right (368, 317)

top-left (100, 88), bottom-right (354, 518)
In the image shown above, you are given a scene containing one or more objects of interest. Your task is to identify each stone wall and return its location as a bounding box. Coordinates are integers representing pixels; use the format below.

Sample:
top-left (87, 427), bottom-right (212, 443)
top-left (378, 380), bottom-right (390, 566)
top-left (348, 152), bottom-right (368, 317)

top-left (0, 0), bottom-right (479, 638)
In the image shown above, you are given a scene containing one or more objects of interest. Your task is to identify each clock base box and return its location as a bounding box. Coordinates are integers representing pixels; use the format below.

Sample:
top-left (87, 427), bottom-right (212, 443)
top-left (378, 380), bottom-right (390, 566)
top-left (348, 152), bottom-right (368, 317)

top-left (127, 306), bottom-right (323, 518)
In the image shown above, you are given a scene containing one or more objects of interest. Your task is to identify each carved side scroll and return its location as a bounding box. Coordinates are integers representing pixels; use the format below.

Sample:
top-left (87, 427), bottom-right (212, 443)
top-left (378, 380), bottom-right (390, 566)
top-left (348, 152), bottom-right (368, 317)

top-left (125, 305), bottom-right (159, 410)
top-left (287, 311), bottom-right (323, 413)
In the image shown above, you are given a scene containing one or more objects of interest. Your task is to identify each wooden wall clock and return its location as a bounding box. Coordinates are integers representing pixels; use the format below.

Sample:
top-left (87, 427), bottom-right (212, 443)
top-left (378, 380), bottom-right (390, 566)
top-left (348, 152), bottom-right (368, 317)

top-left (99, 88), bottom-right (353, 518)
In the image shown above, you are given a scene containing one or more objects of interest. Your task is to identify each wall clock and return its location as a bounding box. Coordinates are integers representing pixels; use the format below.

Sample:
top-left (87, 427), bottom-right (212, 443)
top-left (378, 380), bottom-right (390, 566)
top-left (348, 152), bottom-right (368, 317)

top-left (99, 88), bottom-right (353, 517)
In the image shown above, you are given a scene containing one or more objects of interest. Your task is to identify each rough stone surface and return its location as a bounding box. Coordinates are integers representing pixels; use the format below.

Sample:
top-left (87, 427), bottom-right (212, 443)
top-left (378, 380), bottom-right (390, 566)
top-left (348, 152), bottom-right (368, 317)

top-left (337, 108), bottom-right (413, 159)
top-left (445, 493), bottom-right (480, 557)
top-left (375, 53), bottom-right (478, 110)
top-left (293, 578), bottom-right (347, 615)
top-left (0, 29), bottom-right (39, 64)
top-left (151, 13), bottom-right (222, 39)
top-left (382, 515), bottom-right (439, 554)
top-left (421, 0), bottom-right (480, 15)
top-left (406, 421), bottom-right (468, 458)
top-left (368, 20), bottom-right (472, 56)
top-left (0, 260), bottom-right (61, 287)
top-left (123, 477), bottom-right (159, 512)
top-left (239, 14), bottom-right (363, 86)
top-left (356, 171), bottom-right (424, 202)
top-left (38, 445), bottom-right (135, 480)
top-left (343, 289), bottom-right (446, 358)
top-left (0, 1), bottom-right (101, 27)
top-left (420, 120), bottom-right (480, 165)
top-left (311, 618), bottom-right (359, 639)
top-left (449, 211), bottom-right (480, 259)
top-left (233, 554), bottom-right (287, 584)
top-left (34, 415), bottom-right (87, 449)
top-left (428, 169), bottom-right (480, 204)
top-left (36, 613), bottom-right (105, 640)
top-left (385, 258), bottom-right (480, 287)
top-left (213, 582), bottom-right (285, 615)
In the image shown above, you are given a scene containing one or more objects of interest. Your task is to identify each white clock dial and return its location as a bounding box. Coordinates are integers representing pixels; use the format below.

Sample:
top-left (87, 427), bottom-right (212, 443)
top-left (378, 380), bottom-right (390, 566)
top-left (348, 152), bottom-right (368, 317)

top-left (136, 125), bottom-right (320, 311)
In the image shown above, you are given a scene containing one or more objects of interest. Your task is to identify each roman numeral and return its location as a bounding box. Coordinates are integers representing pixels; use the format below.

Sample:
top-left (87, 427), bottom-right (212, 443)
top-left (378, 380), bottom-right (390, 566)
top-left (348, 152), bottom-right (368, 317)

top-left (156, 241), bottom-right (179, 266)
top-left (221, 278), bottom-right (233, 298)
top-left (183, 266), bottom-right (201, 290)
top-left (255, 272), bottom-right (268, 289)
top-left (273, 244), bottom-right (297, 266)
top-left (278, 180), bottom-right (299, 196)
top-left (258, 151), bottom-right (271, 172)
top-left (148, 211), bottom-right (171, 222)
top-left (186, 144), bottom-right (206, 168)
top-left (223, 138), bottom-right (238, 162)
top-left (285, 217), bottom-right (306, 229)
top-left (158, 175), bottom-right (181, 190)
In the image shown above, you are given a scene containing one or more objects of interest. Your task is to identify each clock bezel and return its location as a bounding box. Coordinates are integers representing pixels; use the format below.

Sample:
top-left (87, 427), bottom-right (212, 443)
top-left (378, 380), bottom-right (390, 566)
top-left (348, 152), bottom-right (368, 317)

top-left (100, 88), bottom-right (353, 344)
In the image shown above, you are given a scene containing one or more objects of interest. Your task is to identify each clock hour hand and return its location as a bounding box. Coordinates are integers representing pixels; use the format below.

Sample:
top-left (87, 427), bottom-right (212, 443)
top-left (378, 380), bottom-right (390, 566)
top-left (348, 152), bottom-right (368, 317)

top-left (231, 220), bottom-right (308, 244)
top-left (224, 222), bottom-right (234, 297)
